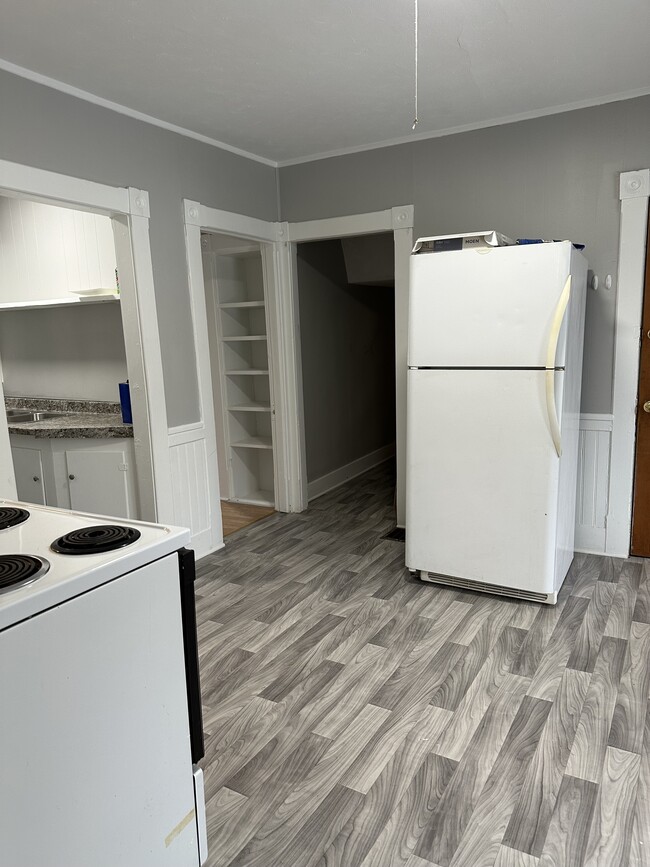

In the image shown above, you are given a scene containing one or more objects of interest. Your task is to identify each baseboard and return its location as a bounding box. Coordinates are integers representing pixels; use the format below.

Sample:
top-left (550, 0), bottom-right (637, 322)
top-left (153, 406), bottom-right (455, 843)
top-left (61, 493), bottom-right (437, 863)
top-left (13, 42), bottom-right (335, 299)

top-left (308, 444), bottom-right (395, 501)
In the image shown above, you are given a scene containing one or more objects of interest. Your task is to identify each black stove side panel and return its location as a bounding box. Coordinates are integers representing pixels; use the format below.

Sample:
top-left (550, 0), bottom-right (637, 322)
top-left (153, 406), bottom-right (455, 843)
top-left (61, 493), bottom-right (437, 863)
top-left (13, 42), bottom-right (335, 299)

top-left (178, 548), bottom-right (204, 764)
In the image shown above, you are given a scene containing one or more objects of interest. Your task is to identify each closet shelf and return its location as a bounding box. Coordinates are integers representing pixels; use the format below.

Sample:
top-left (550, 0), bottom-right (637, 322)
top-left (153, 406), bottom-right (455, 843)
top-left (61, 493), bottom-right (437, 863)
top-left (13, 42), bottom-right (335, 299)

top-left (227, 403), bottom-right (272, 413)
top-left (230, 491), bottom-right (274, 507)
top-left (231, 436), bottom-right (273, 450)
top-left (209, 243), bottom-right (275, 509)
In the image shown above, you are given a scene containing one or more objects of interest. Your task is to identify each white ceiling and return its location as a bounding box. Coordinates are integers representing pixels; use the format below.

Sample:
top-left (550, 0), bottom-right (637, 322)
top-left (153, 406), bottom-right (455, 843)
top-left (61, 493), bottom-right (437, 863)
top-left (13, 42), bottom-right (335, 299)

top-left (1, 0), bottom-right (649, 165)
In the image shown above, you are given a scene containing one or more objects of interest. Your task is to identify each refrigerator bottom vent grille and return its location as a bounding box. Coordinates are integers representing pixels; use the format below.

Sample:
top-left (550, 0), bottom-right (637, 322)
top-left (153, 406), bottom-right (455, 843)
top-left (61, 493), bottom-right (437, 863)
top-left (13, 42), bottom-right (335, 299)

top-left (419, 571), bottom-right (551, 603)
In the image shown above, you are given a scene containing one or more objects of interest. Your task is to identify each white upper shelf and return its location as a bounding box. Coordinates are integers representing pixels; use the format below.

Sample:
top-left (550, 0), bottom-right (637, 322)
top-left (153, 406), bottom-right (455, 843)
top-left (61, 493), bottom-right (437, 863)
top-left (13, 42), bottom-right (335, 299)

top-left (0, 295), bottom-right (119, 311)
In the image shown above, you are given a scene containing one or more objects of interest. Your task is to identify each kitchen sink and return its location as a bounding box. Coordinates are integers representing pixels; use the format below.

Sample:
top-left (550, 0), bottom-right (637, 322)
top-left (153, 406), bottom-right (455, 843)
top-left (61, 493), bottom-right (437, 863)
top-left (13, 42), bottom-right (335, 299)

top-left (6, 410), bottom-right (69, 423)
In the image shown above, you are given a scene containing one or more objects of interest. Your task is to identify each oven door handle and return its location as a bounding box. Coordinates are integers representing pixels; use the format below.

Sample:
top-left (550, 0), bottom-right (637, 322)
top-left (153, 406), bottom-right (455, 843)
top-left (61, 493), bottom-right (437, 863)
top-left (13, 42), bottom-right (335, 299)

top-left (178, 548), bottom-right (204, 764)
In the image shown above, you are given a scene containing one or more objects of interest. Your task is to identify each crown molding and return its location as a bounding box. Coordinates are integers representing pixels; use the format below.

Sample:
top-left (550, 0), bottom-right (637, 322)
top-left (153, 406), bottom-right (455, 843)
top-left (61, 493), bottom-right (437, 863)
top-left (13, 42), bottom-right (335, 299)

top-left (0, 59), bottom-right (277, 168)
top-left (3, 57), bottom-right (650, 171)
top-left (276, 86), bottom-right (650, 168)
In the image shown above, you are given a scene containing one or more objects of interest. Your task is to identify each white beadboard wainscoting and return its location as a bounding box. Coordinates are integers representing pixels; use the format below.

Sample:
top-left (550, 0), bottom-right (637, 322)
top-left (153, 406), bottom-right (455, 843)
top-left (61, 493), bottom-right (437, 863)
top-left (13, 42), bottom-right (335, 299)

top-left (168, 415), bottom-right (613, 559)
top-left (168, 425), bottom-right (222, 559)
top-left (575, 414), bottom-right (613, 554)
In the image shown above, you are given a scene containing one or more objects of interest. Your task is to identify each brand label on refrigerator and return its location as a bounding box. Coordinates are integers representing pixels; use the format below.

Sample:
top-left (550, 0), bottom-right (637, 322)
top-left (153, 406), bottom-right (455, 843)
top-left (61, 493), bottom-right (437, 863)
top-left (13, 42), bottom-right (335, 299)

top-left (412, 231), bottom-right (515, 255)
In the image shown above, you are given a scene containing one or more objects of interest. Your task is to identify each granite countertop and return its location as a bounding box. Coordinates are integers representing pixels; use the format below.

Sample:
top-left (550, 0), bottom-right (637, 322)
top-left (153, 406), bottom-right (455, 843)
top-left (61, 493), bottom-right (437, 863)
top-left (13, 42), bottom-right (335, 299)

top-left (6, 398), bottom-right (134, 439)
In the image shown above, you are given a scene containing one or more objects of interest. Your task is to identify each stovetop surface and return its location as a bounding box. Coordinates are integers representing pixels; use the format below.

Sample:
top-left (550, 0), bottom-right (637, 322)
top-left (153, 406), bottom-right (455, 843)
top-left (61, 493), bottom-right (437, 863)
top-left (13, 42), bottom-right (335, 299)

top-left (0, 499), bottom-right (190, 630)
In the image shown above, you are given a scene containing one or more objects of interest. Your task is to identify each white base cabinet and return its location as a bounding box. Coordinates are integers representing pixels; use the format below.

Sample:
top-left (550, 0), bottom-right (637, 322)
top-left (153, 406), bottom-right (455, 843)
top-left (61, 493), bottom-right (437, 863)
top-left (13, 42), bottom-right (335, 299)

top-left (10, 436), bottom-right (139, 519)
top-left (10, 445), bottom-right (47, 505)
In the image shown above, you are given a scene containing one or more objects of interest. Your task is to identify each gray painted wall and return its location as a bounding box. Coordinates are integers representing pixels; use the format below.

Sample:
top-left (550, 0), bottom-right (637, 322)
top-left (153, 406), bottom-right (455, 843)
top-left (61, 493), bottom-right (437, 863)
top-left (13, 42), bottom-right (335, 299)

top-left (0, 302), bottom-right (128, 401)
top-left (0, 69), bottom-right (278, 426)
top-left (297, 239), bottom-right (395, 483)
top-left (281, 96), bottom-right (650, 414)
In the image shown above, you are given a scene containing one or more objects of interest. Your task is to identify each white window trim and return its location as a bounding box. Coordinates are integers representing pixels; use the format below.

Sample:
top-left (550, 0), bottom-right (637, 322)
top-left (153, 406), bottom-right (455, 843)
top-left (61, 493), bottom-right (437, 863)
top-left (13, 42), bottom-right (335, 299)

top-left (0, 158), bottom-right (171, 524)
top-left (606, 169), bottom-right (650, 557)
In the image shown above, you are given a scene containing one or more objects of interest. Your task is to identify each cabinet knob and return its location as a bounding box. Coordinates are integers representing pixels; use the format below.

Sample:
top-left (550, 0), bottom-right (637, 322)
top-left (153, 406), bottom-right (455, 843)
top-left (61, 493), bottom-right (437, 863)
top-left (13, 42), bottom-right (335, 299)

top-left (32, 476), bottom-right (39, 482)
top-left (68, 474), bottom-right (75, 480)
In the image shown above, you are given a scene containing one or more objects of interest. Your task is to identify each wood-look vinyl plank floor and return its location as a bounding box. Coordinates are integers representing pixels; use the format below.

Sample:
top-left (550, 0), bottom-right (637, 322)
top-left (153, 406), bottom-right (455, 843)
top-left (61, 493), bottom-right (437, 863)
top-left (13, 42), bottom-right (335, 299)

top-left (195, 463), bottom-right (650, 866)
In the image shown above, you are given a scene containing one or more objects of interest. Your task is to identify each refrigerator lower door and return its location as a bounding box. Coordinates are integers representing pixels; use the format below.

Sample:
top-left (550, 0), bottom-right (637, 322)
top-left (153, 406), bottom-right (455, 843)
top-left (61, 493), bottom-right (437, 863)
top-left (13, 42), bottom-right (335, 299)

top-left (406, 368), bottom-right (568, 599)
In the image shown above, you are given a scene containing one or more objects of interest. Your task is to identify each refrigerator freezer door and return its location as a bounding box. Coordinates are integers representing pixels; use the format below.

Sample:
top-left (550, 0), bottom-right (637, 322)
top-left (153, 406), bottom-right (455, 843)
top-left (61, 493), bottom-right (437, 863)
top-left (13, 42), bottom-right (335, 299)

top-left (408, 241), bottom-right (577, 369)
top-left (405, 368), bottom-right (566, 596)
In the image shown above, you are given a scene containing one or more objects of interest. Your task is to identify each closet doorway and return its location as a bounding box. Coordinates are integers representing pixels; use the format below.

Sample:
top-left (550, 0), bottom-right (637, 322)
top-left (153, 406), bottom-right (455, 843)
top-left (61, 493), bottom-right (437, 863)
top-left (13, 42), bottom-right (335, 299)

top-left (200, 231), bottom-right (277, 537)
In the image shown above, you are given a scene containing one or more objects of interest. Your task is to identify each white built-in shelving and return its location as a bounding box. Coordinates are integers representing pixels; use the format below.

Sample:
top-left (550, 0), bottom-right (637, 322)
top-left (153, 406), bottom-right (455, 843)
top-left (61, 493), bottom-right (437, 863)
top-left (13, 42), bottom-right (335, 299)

top-left (203, 238), bottom-right (275, 508)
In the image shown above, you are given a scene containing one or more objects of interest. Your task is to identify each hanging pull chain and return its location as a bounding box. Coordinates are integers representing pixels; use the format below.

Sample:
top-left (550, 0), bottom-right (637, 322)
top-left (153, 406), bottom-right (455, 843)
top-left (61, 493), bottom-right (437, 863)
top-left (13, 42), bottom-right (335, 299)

top-left (412, 0), bottom-right (419, 129)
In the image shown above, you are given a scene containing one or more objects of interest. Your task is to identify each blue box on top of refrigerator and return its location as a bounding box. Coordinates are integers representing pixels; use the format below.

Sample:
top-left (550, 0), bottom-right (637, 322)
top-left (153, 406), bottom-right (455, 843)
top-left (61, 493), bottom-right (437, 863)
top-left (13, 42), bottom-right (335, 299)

top-left (405, 238), bottom-right (588, 604)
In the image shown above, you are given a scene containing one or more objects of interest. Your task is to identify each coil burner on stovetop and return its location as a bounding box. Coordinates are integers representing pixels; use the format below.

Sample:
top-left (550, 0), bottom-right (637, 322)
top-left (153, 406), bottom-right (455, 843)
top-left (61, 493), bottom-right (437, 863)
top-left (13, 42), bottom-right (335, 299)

top-left (51, 525), bottom-right (142, 555)
top-left (0, 554), bottom-right (50, 593)
top-left (0, 507), bottom-right (30, 531)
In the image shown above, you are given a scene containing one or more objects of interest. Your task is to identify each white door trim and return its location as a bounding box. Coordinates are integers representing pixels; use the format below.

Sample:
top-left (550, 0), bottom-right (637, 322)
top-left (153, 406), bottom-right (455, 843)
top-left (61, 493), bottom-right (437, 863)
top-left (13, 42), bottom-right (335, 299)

top-left (182, 201), bottom-right (291, 554)
top-left (182, 202), bottom-right (414, 534)
top-left (266, 229), bottom-right (307, 511)
top-left (0, 158), bottom-right (170, 524)
top-left (606, 169), bottom-right (650, 557)
top-left (287, 205), bottom-right (414, 524)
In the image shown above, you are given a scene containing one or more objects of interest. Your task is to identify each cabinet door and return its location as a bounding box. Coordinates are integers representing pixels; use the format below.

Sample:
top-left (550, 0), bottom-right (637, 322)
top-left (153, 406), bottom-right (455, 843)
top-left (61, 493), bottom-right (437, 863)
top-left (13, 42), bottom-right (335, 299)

top-left (12, 447), bottom-right (46, 505)
top-left (66, 448), bottom-right (132, 519)
top-left (0, 199), bottom-right (117, 303)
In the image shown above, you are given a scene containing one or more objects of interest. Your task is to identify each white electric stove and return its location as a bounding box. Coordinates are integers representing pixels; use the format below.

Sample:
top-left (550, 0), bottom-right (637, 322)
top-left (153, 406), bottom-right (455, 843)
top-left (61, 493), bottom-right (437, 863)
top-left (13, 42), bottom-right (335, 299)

top-left (0, 500), bottom-right (208, 866)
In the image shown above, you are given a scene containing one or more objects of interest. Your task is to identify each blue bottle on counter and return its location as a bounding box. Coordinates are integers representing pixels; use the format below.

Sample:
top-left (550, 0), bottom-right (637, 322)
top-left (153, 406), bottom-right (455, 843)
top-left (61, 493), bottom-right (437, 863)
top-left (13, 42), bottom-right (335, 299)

top-left (119, 381), bottom-right (133, 424)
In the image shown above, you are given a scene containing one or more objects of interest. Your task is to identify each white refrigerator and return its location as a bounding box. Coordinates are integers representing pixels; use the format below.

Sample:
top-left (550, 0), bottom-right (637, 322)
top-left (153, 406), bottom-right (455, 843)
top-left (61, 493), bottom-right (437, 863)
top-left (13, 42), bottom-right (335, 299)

top-left (405, 239), bottom-right (588, 604)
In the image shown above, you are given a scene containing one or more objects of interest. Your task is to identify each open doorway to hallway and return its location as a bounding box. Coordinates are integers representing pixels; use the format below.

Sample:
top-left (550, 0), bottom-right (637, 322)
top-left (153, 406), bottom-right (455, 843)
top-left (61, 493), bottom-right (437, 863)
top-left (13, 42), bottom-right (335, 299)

top-left (296, 233), bottom-right (397, 517)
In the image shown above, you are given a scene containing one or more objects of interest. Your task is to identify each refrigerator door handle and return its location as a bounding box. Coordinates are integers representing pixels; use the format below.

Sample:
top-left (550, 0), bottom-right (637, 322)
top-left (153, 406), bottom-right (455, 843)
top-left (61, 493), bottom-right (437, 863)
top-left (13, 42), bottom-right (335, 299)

top-left (546, 275), bottom-right (571, 369)
top-left (544, 275), bottom-right (570, 458)
top-left (545, 369), bottom-right (562, 457)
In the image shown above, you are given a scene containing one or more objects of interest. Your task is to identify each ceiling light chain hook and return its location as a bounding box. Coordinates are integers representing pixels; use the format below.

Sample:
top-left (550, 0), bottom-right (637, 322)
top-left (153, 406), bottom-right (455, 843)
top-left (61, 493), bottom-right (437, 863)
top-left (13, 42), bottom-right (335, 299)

top-left (412, 0), bottom-right (419, 130)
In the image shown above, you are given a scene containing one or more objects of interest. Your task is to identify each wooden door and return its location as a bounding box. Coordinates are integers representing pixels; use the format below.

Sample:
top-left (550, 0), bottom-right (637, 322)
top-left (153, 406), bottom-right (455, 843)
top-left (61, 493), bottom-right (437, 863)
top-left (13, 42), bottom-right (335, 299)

top-left (631, 213), bottom-right (650, 555)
